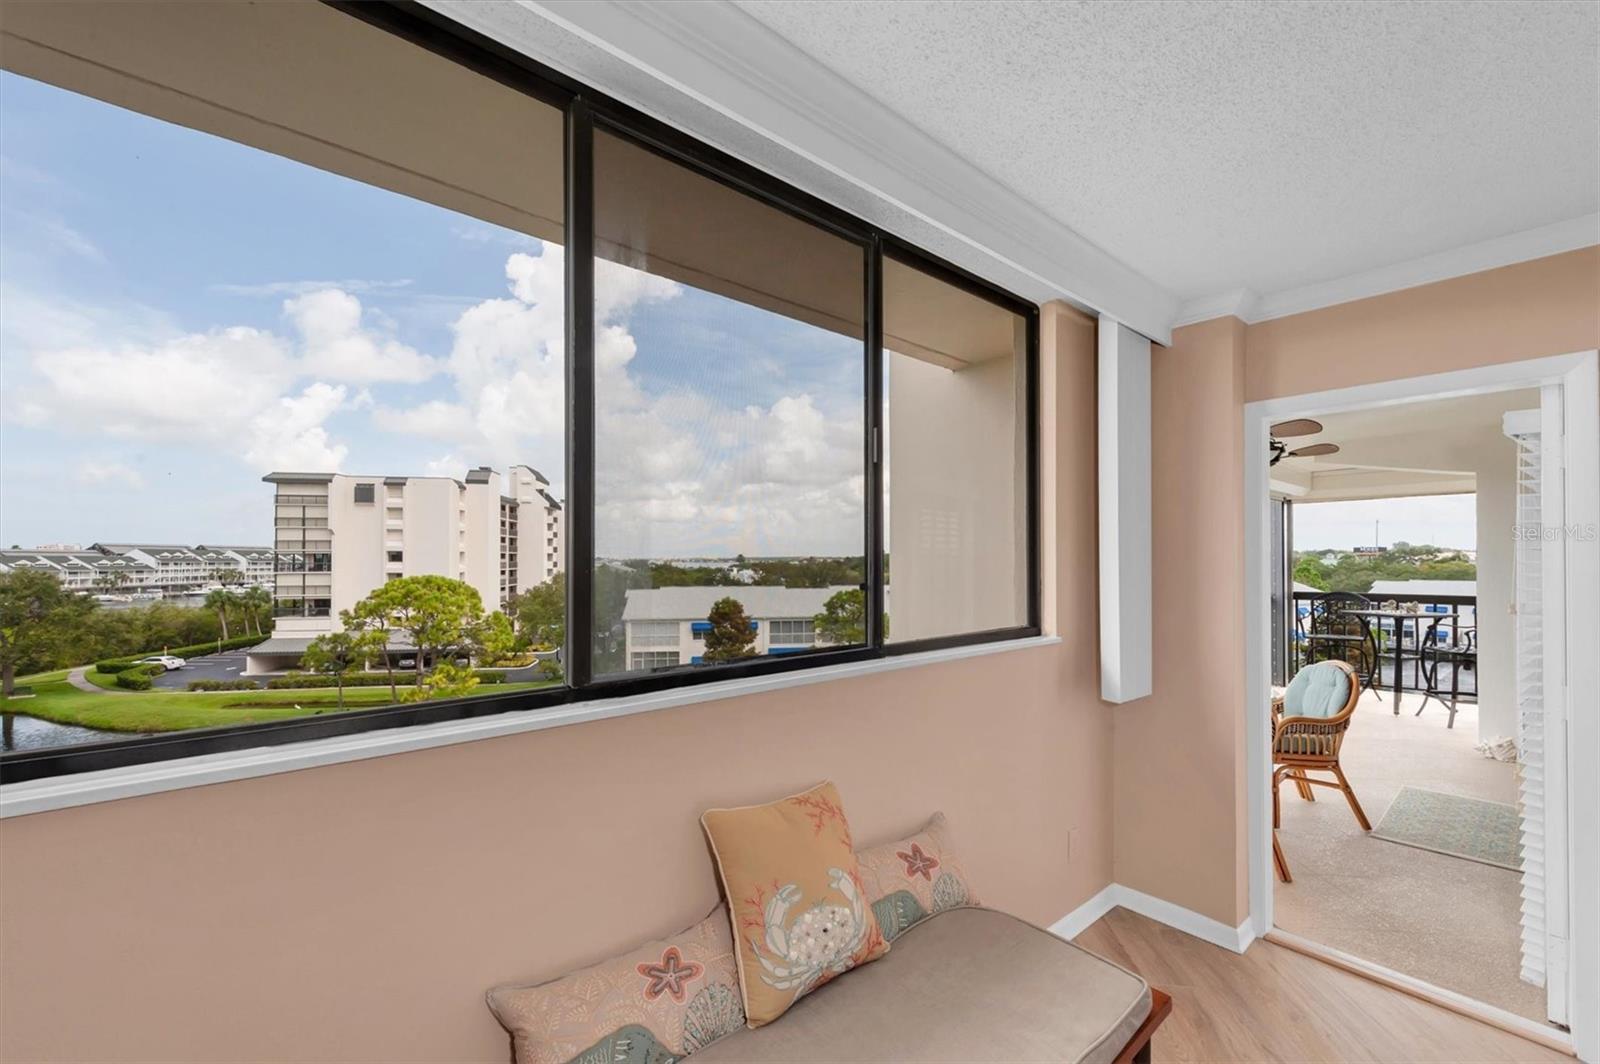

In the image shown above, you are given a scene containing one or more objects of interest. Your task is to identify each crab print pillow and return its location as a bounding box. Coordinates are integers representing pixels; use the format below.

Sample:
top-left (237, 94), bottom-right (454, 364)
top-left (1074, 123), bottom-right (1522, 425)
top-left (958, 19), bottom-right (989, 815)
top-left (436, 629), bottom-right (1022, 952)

top-left (486, 904), bottom-right (745, 1064)
top-left (701, 781), bottom-right (889, 1027)
top-left (856, 812), bottom-right (981, 941)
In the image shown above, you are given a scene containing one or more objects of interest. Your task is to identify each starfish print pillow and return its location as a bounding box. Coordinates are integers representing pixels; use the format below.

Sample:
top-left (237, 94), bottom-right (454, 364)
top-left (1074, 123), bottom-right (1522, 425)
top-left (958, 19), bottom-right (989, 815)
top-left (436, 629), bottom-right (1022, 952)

top-left (855, 812), bottom-right (981, 940)
top-left (701, 781), bottom-right (889, 1027)
top-left (486, 904), bottom-right (745, 1063)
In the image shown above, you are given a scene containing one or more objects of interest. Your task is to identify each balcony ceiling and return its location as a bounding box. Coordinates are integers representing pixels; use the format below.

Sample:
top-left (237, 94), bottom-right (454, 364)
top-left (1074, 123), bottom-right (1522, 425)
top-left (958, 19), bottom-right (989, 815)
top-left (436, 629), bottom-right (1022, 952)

top-left (732, 0), bottom-right (1599, 311)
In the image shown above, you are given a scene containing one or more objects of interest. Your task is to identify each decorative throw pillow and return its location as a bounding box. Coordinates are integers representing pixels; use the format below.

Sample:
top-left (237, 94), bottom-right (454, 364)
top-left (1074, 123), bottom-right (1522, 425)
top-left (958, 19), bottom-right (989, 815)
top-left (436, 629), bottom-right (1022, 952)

top-left (856, 812), bottom-right (981, 940)
top-left (486, 905), bottom-right (745, 1064)
top-left (701, 781), bottom-right (888, 1027)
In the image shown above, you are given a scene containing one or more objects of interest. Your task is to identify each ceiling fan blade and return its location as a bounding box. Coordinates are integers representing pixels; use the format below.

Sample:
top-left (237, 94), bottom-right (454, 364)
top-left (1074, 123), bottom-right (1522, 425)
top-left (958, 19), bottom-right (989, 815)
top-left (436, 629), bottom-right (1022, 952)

top-left (1288, 443), bottom-right (1340, 458)
top-left (1270, 418), bottom-right (1323, 438)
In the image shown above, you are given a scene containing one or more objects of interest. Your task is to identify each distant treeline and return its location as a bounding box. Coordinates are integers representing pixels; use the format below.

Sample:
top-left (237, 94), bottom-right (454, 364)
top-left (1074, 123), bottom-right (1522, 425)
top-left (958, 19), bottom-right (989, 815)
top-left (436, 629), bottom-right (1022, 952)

top-left (1292, 542), bottom-right (1475, 594)
top-left (622, 557), bottom-right (869, 589)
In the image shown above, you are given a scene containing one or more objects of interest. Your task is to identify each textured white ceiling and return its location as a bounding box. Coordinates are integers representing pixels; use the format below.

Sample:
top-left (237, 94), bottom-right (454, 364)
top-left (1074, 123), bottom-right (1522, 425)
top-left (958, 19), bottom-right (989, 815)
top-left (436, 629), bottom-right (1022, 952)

top-left (733, 0), bottom-right (1600, 302)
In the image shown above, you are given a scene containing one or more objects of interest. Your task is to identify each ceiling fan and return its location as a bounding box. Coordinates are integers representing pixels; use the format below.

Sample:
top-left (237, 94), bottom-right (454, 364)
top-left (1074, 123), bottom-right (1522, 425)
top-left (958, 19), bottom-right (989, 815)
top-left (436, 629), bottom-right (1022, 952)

top-left (1269, 418), bottom-right (1341, 466)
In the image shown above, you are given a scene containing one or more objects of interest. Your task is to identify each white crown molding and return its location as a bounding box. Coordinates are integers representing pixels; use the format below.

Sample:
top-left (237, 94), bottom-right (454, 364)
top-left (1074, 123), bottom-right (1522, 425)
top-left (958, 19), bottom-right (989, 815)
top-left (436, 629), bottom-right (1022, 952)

top-left (423, 0), bottom-right (1177, 344)
top-left (1172, 287), bottom-right (1260, 329)
top-left (1178, 214), bottom-right (1599, 328)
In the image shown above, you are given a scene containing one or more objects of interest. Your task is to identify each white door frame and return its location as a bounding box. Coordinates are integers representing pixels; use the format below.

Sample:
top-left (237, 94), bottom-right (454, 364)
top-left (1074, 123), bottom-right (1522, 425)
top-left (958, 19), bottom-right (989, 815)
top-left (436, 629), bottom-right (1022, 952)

top-left (1242, 350), bottom-right (1599, 1056)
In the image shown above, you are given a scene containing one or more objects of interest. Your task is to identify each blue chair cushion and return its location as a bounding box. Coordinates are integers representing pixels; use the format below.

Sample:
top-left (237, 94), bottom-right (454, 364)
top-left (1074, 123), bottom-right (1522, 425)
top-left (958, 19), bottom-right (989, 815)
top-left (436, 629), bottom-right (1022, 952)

top-left (1285, 662), bottom-right (1351, 719)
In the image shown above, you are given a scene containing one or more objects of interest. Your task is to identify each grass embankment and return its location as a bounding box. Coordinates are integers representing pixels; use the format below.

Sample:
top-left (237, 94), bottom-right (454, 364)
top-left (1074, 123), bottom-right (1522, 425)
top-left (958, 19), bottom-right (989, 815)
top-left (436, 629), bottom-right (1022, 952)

top-left (13, 669), bottom-right (70, 686)
top-left (82, 668), bottom-right (121, 691)
top-left (0, 679), bottom-right (554, 733)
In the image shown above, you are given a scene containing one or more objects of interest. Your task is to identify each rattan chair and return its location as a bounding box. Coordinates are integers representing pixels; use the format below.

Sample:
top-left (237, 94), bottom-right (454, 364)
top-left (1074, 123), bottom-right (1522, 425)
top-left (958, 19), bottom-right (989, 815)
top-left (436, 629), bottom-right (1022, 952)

top-left (1272, 658), bottom-right (1369, 883)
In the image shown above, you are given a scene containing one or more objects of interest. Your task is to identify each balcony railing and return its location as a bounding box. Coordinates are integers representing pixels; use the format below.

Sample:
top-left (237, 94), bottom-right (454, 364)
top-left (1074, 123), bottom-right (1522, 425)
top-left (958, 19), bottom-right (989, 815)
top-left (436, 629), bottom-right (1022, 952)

top-left (1291, 590), bottom-right (1477, 701)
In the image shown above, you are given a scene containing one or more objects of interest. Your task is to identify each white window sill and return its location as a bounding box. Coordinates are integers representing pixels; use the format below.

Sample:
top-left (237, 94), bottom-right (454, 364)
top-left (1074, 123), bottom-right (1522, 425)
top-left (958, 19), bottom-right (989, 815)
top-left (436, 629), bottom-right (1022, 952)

top-left (0, 634), bottom-right (1060, 818)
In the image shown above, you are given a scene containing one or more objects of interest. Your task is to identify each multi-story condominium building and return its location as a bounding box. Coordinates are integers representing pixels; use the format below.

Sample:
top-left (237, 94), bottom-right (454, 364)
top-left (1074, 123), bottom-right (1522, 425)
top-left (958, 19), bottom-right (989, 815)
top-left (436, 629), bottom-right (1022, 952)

top-left (0, 544), bottom-right (275, 596)
top-left (194, 545), bottom-right (276, 587)
top-left (620, 585), bottom-right (852, 671)
top-left (0, 549), bottom-right (157, 594)
top-left (89, 543), bottom-right (214, 595)
top-left (249, 464), bottom-right (563, 673)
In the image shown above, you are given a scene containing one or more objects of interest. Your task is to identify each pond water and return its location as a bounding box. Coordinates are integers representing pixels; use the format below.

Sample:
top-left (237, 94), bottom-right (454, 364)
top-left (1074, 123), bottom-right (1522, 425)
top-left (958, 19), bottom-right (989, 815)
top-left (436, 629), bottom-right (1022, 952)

top-left (1, 712), bottom-right (133, 752)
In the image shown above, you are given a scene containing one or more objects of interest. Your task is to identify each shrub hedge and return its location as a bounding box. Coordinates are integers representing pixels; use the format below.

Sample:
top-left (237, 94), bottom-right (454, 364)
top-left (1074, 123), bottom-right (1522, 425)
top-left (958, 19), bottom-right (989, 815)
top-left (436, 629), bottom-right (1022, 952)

top-left (264, 669), bottom-right (508, 690)
top-left (115, 664), bottom-right (164, 691)
top-left (186, 678), bottom-right (261, 692)
top-left (95, 634), bottom-right (267, 674)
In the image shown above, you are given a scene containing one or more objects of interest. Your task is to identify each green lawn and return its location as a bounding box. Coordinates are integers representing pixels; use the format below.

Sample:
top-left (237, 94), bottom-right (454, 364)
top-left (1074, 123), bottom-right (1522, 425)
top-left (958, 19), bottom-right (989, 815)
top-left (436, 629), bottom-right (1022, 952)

top-left (0, 679), bottom-right (554, 733)
top-left (12, 668), bottom-right (70, 686)
top-left (82, 668), bottom-right (121, 691)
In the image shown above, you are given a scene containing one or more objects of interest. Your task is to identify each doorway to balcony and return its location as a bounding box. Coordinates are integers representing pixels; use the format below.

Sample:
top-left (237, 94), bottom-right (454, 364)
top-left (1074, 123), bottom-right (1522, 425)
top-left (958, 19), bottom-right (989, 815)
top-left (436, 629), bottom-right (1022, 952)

top-left (1243, 351), bottom-right (1599, 1054)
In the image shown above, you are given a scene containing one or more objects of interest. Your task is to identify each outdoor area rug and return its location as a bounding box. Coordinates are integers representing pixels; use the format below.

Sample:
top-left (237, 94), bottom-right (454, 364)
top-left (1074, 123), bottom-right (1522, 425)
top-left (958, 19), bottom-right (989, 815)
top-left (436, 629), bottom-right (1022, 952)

top-left (1371, 786), bottom-right (1521, 871)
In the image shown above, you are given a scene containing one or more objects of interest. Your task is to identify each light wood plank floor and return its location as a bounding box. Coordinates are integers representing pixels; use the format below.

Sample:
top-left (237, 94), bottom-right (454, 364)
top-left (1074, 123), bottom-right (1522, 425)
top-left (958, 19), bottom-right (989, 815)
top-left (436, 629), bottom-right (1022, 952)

top-left (1074, 908), bottom-right (1567, 1062)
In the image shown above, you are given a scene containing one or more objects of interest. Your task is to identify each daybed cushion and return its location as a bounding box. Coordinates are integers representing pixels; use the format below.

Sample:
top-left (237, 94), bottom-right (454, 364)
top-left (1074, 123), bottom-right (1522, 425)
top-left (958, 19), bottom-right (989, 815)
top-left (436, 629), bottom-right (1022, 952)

top-left (691, 907), bottom-right (1151, 1064)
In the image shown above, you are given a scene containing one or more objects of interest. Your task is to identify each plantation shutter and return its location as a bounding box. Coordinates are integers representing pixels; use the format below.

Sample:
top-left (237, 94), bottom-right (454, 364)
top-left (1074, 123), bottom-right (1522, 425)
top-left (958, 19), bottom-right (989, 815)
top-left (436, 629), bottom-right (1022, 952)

top-left (1511, 425), bottom-right (1547, 988)
top-left (1506, 396), bottom-right (1568, 1025)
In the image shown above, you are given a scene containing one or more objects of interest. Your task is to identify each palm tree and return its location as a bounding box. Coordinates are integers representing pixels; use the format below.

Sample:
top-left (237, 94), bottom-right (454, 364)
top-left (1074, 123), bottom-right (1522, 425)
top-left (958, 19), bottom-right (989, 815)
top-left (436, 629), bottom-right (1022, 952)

top-left (204, 588), bottom-right (234, 644)
top-left (241, 586), bottom-right (272, 636)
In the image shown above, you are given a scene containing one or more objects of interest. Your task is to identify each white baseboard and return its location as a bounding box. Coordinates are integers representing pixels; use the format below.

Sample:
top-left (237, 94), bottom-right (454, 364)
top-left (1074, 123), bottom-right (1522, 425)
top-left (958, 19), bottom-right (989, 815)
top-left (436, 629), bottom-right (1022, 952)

top-left (1050, 883), bottom-right (1256, 955)
top-left (1048, 884), bottom-right (1120, 941)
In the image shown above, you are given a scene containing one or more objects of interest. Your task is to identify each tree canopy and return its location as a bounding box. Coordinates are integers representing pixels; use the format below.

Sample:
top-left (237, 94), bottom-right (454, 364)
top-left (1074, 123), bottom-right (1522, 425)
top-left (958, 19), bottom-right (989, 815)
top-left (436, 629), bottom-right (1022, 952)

top-left (355, 575), bottom-right (484, 676)
top-left (702, 596), bottom-right (757, 662)
top-left (510, 572), bottom-right (565, 650)
top-left (1292, 544), bottom-right (1475, 594)
top-left (0, 570), bottom-right (93, 695)
top-left (811, 587), bottom-right (886, 646)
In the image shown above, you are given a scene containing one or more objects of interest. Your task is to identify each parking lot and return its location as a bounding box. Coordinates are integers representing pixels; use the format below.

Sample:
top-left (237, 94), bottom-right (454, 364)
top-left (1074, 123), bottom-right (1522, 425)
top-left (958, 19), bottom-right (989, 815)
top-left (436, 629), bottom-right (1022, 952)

top-left (148, 650), bottom-right (254, 689)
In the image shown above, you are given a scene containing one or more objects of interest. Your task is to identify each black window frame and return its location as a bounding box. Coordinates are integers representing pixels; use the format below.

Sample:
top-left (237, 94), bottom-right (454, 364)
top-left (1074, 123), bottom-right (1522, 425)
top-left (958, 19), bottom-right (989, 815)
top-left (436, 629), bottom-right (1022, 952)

top-left (0, 0), bottom-right (1041, 785)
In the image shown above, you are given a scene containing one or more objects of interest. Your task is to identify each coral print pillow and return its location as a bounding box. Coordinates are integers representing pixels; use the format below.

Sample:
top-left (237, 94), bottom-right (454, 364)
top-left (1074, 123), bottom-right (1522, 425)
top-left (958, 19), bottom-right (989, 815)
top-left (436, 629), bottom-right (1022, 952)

top-left (486, 905), bottom-right (744, 1064)
top-left (701, 782), bottom-right (889, 1027)
top-left (856, 812), bottom-right (981, 940)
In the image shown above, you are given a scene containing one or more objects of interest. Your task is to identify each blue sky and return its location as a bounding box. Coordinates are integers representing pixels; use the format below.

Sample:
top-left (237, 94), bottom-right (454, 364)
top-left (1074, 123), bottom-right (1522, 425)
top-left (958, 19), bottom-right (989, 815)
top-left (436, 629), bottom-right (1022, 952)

top-left (0, 71), bottom-right (864, 557)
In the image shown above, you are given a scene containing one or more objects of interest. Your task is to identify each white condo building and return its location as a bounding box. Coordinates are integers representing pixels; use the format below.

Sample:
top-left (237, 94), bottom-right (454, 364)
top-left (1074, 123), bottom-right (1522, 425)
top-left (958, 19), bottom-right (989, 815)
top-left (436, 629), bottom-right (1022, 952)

top-left (0, 549), bottom-right (157, 593)
top-left (620, 585), bottom-right (856, 671)
top-left (248, 465), bottom-right (563, 672)
top-left (0, 543), bottom-right (273, 595)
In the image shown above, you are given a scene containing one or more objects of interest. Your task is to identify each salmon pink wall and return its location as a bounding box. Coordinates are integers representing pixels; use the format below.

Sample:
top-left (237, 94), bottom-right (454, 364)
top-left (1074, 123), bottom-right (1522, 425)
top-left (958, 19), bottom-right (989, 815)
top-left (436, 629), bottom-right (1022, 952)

top-left (1112, 317), bottom-right (1251, 925)
top-left (0, 309), bottom-right (1107, 1063)
top-left (1111, 246), bottom-right (1600, 928)
top-left (1246, 247), bottom-right (1600, 402)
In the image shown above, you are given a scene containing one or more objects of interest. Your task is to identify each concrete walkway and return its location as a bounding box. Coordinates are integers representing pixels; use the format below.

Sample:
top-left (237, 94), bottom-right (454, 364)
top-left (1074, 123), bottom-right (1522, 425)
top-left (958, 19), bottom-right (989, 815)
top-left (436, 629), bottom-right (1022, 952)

top-left (66, 667), bottom-right (128, 694)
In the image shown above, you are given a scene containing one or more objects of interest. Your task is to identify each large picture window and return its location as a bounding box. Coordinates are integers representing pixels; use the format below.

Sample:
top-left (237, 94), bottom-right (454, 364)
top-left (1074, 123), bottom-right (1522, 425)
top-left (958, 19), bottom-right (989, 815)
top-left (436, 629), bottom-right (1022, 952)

top-left (883, 253), bottom-right (1032, 643)
top-left (588, 128), bottom-right (868, 681)
top-left (0, 1), bottom-right (1038, 783)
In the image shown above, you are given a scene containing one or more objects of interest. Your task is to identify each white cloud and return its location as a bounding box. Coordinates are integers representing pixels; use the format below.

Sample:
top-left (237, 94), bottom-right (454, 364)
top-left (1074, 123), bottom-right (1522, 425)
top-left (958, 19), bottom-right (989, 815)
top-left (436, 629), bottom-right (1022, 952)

top-left (211, 278), bottom-right (414, 297)
top-left (11, 242), bottom-right (866, 555)
top-left (9, 282), bottom-right (435, 474)
top-left (243, 383), bottom-right (348, 472)
top-left (284, 288), bottom-right (437, 383)
top-left (375, 243), bottom-right (863, 556)
top-left (31, 216), bottom-right (105, 264)
top-left (73, 459), bottom-right (145, 487)
top-left (26, 326), bottom-right (295, 440)
top-left (374, 246), bottom-right (678, 480)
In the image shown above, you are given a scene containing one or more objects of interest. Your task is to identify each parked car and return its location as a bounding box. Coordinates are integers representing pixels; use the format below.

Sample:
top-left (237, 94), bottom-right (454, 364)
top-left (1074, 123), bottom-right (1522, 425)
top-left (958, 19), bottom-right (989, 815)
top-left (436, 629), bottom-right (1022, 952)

top-left (397, 657), bottom-right (417, 668)
top-left (134, 655), bottom-right (187, 672)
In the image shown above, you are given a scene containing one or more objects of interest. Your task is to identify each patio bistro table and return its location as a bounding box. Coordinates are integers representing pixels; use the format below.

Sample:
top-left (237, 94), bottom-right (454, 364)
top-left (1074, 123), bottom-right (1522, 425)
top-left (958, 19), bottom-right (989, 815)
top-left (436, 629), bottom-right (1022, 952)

top-left (1347, 609), bottom-right (1456, 715)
